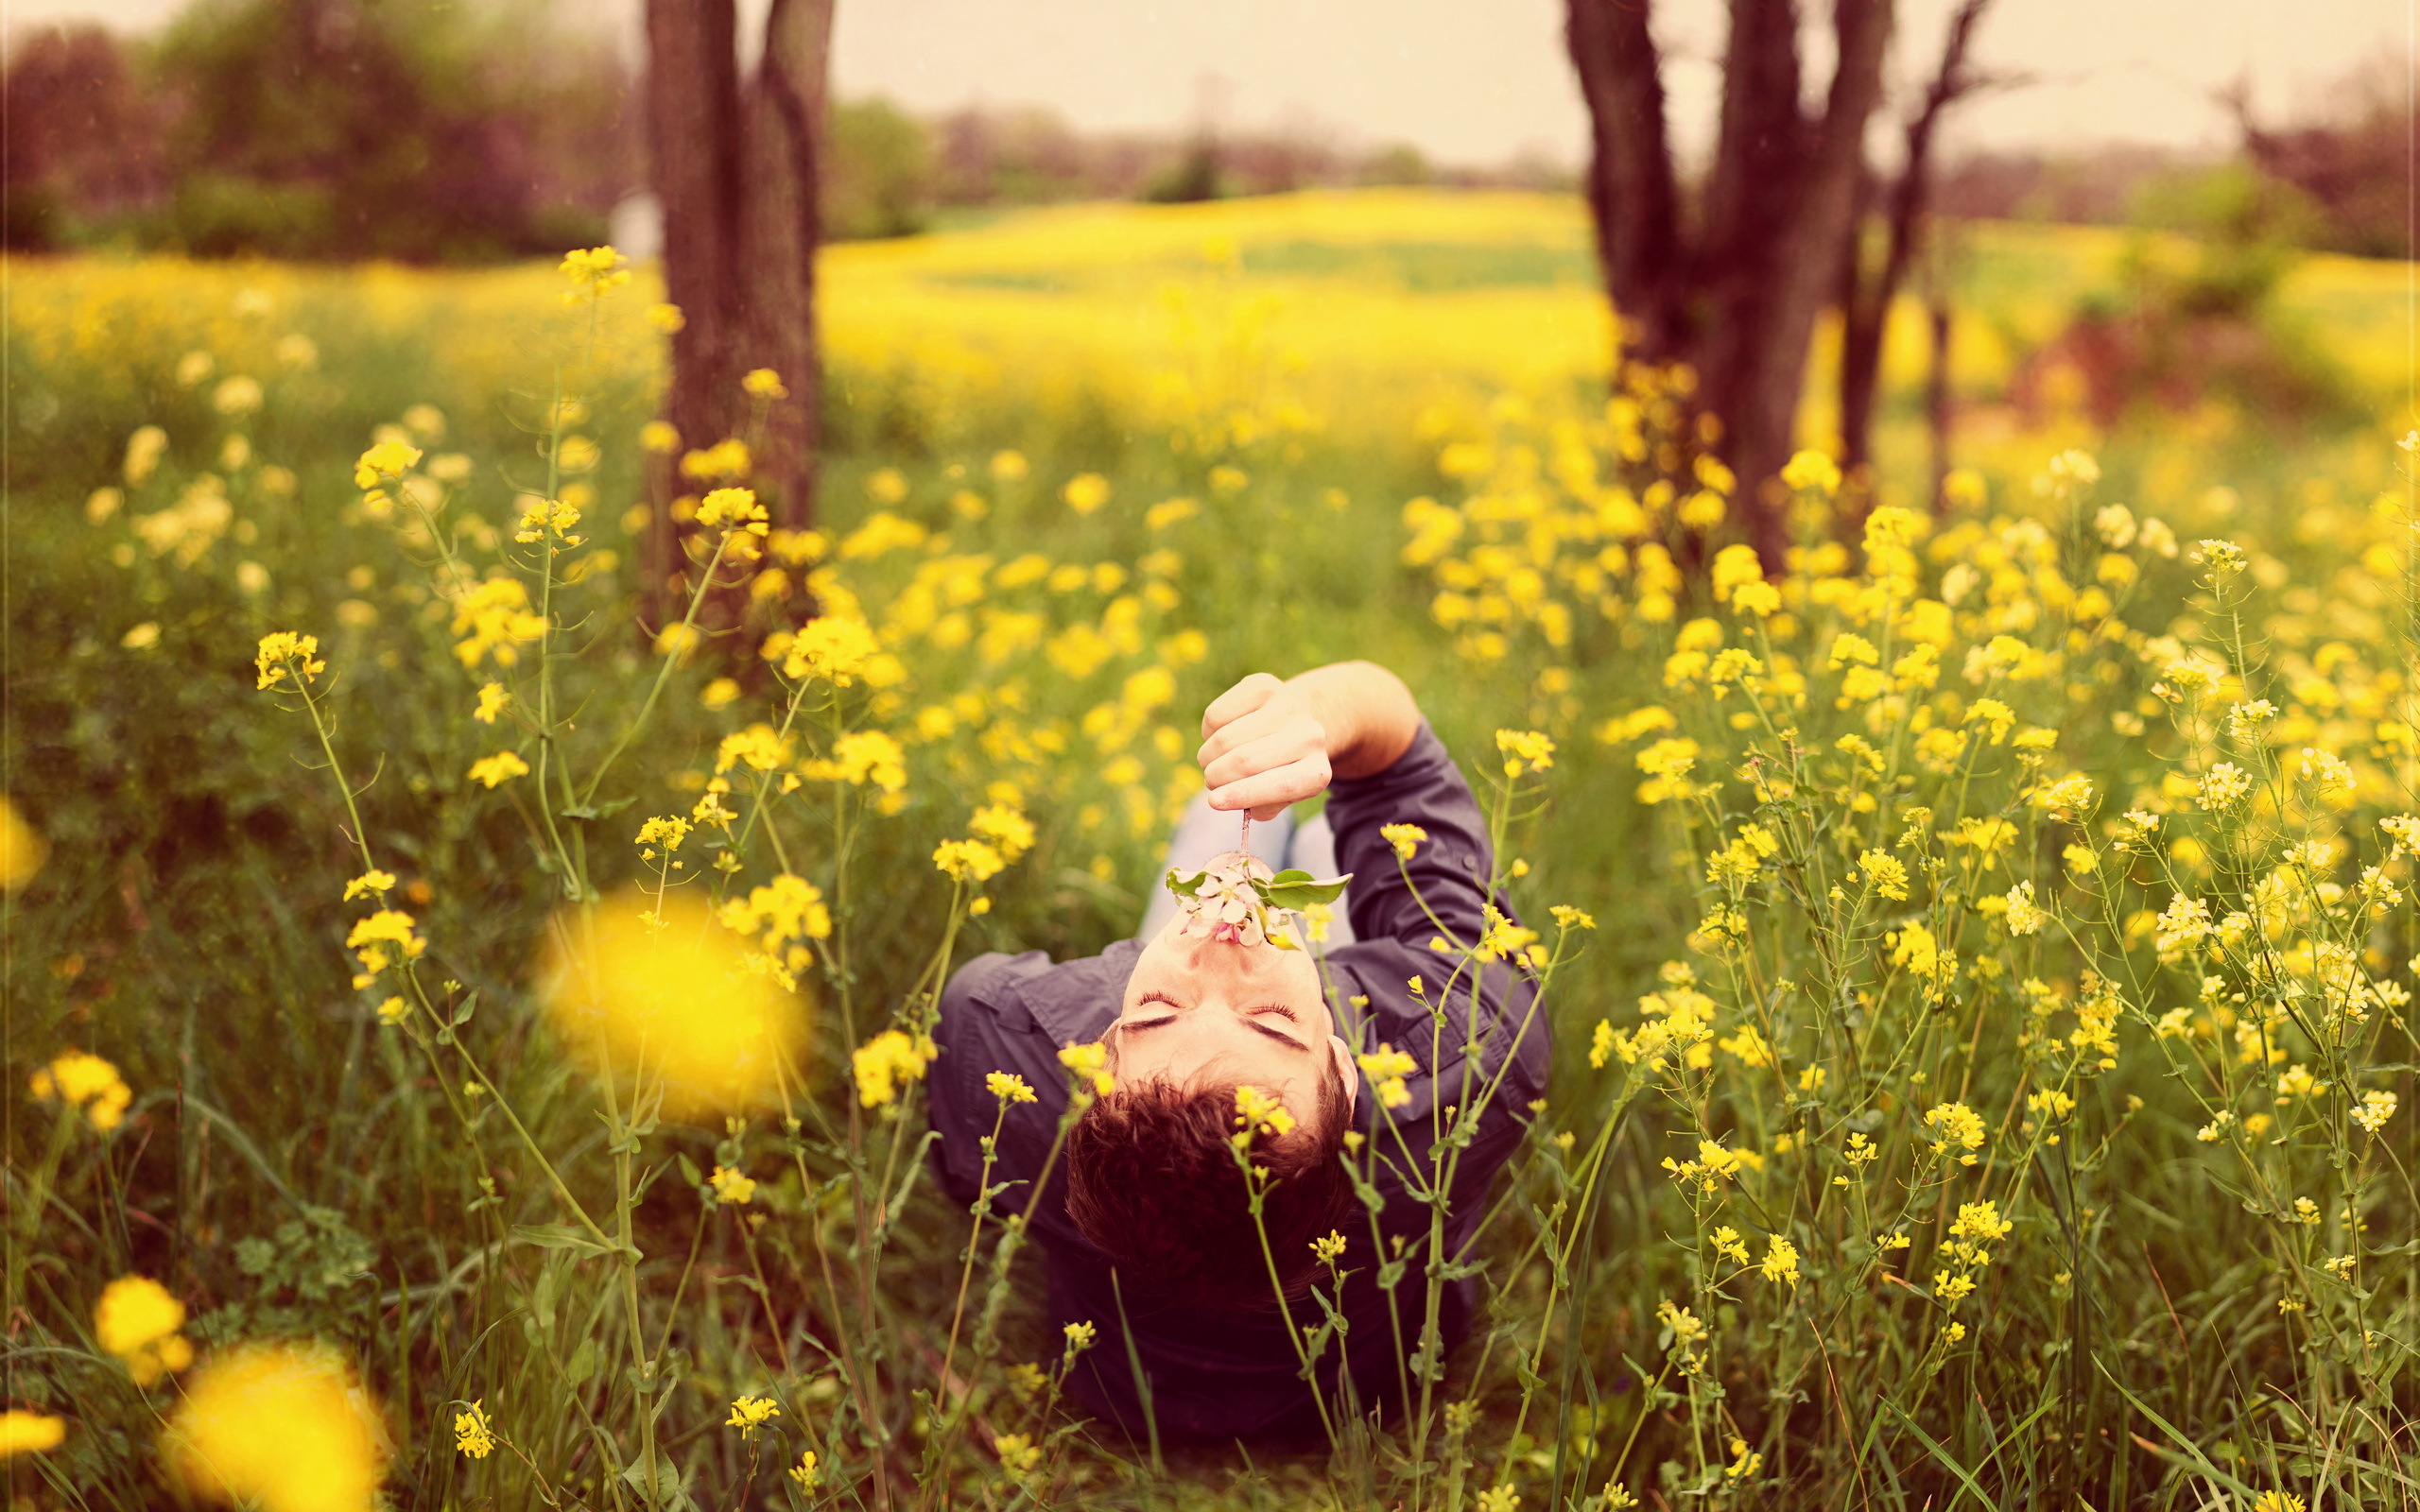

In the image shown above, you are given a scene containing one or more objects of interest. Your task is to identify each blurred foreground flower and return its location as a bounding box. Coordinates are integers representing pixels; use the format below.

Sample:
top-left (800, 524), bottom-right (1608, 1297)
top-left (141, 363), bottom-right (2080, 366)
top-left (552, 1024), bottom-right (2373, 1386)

top-left (539, 888), bottom-right (806, 1121)
top-left (0, 1409), bottom-right (66, 1458)
top-left (166, 1344), bottom-right (385, 1512)
top-left (94, 1274), bottom-right (191, 1384)
top-left (31, 1049), bottom-right (130, 1132)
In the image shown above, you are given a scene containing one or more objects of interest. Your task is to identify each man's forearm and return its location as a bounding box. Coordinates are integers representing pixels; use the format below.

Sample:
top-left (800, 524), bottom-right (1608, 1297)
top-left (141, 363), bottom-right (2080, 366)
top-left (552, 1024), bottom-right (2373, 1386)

top-left (1288, 661), bottom-right (1420, 781)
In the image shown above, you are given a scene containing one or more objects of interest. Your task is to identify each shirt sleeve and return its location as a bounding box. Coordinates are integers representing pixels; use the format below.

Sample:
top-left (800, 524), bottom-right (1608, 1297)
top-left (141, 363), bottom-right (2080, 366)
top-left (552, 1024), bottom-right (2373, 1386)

top-left (1322, 722), bottom-right (1501, 952)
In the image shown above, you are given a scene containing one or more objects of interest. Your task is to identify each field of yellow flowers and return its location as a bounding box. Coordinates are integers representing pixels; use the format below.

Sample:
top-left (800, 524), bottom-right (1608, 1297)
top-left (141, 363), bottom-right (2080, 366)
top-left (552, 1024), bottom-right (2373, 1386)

top-left (6, 187), bottom-right (2420, 1509)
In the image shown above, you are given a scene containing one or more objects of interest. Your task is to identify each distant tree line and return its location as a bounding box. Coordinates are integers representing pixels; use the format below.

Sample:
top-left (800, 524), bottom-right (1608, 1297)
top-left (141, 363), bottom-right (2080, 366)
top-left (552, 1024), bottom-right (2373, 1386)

top-left (4, 1), bottom-right (2402, 266)
top-left (3, 0), bottom-right (632, 261)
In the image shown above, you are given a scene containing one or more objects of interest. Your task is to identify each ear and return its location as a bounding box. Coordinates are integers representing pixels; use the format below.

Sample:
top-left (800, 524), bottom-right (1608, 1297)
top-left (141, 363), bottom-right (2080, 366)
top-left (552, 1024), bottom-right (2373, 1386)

top-left (1326, 1033), bottom-right (1358, 1115)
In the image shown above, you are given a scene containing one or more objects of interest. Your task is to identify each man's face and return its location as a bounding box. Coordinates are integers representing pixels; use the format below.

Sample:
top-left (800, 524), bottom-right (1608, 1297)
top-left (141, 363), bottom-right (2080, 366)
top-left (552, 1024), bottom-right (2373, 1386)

top-left (1109, 863), bottom-right (1357, 1126)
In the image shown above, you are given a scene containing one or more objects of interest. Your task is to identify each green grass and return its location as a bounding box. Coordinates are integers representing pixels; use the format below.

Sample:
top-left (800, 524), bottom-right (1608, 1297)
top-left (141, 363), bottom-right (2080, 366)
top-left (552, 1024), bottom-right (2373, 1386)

top-left (6, 192), bottom-right (2420, 1509)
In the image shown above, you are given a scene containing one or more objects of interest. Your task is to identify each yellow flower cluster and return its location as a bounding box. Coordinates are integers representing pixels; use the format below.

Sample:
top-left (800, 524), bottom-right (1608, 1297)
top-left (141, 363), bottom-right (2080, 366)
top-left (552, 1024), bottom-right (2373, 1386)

top-left (31, 1050), bottom-right (132, 1132)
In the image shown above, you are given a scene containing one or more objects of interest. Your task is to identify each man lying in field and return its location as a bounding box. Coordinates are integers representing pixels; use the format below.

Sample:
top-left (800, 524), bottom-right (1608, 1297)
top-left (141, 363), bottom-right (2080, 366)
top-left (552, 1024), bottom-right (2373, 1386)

top-left (931, 661), bottom-right (1548, 1443)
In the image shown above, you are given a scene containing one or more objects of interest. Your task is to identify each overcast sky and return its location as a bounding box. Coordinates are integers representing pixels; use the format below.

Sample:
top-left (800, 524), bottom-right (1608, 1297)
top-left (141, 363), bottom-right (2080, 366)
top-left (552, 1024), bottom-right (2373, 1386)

top-left (6, 0), bottom-right (2410, 168)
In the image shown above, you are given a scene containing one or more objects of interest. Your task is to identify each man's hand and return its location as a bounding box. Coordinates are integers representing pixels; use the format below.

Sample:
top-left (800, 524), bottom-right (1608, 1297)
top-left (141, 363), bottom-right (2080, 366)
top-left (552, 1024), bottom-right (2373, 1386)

top-left (1197, 674), bottom-right (1332, 821)
top-left (1196, 662), bottom-right (1420, 821)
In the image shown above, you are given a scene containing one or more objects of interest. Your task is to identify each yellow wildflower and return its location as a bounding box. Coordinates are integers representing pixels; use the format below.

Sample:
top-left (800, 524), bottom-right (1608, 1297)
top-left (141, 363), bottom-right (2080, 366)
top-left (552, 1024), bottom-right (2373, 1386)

top-left (454, 1400), bottom-right (496, 1459)
top-left (853, 1029), bottom-right (937, 1108)
top-left (467, 752), bottom-right (529, 788)
top-left (726, 1396), bottom-right (781, 1438)
top-left (709, 1165), bottom-right (757, 1205)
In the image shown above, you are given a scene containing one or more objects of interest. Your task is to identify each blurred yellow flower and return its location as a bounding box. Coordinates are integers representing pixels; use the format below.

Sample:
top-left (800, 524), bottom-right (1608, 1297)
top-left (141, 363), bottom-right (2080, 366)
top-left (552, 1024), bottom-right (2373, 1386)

top-left (1063, 472), bottom-right (1111, 514)
top-left (0, 1409), bottom-right (65, 1458)
top-left (742, 368), bottom-right (788, 399)
top-left (166, 1343), bottom-right (385, 1512)
top-left (853, 1029), bottom-right (936, 1108)
top-left (0, 796), bottom-right (50, 893)
top-left (709, 1165), bottom-right (757, 1205)
top-left (987, 1071), bottom-right (1037, 1105)
top-left (1058, 1040), bottom-right (1115, 1097)
top-left (540, 889), bottom-right (806, 1119)
top-left (32, 1050), bottom-right (131, 1132)
top-left (466, 752), bottom-right (529, 788)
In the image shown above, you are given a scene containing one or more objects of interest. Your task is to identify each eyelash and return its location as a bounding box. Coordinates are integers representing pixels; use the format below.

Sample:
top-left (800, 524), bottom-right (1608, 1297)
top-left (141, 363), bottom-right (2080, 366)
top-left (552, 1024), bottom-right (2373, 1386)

top-left (1133, 991), bottom-right (1297, 1023)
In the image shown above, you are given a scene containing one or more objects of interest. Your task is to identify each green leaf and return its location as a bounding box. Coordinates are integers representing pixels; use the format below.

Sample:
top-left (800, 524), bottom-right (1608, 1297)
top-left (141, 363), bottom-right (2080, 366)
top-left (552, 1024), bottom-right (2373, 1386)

top-left (564, 1336), bottom-right (597, 1387)
top-left (449, 991), bottom-right (479, 1026)
top-left (1165, 867), bottom-right (1206, 900)
top-left (1262, 871), bottom-right (1352, 910)
top-left (675, 1153), bottom-right (702, 1189)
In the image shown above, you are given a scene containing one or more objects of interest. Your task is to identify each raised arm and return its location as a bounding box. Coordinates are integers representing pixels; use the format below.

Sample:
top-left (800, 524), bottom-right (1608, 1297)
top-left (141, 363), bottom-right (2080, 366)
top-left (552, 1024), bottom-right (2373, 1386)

top-left (1195, 662), bottom-right (1422, 820)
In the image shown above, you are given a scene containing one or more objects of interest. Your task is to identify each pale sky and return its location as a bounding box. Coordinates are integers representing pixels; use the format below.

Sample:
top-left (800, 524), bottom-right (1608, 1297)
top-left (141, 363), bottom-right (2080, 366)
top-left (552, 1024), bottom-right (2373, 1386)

top-left (5, 0), bottom-right (2411, 169)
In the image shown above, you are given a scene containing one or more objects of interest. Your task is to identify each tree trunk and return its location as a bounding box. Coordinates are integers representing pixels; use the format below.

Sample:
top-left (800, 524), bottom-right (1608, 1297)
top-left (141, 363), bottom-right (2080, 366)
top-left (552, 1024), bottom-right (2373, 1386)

top-left (1838, 0), bottom-right (1993, 518)
top-left (1564, 0), bottom-right (1685, 363)
top-left (743, 0), bottom-right (833, 531)
top-left (1565, 0), bottom-right (1895, 574)
top-left (644, 0), bottom-right (747, 476)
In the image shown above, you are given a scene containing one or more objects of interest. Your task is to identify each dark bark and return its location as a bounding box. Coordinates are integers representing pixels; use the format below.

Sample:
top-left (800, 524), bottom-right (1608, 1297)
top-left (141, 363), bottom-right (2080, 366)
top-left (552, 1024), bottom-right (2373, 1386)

top-left (1839, 0), bottom-right (1994, 490)
top-left (1564, 0), bottom-right (1896, 573)
top-left (644, 0), bottom-right (746, 472)
top-left (743, 0), bottom-right (834, 530)
top-left (1564, 0), bottom-right (1685, 361)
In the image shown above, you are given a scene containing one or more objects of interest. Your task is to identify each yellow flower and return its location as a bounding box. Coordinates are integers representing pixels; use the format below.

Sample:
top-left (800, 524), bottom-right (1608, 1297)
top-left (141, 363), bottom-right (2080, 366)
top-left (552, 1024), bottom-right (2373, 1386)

top-left (1057, 1040), bottom-right (1115, 1097)
top-left (2252, 1493), bottom-right (2307, 1512)
top-left (1923, 1101), bottom-right (1988, 1164)
top-left (934, 838), bottom-right (1006, 883)
top-left (781, 616), bottom-right (881, 685)
top-left (1477, 1486), bottom-right (1520, 1512)
top-left (726, 1395), bottom-right (781, 1438)
top-left (854, 1029), bottom-right (937, 1108)
top-left (636, 816), bottom-right (693, 852)
top-left (970, 803), bottom-right (1037, 862)
top-left (742, 368), bottom-right (788, 399)
top-left (698, 486), bottom-right (769, 535)
top-left (787, 1450), bottom-right (822, 1488)
top-left (559, 245), bottom-right (631, 294)
top-left (0, 1410), bottom-right (66, 1459)
top-left (641, 419), bottom-right (682, 452)
top-left (343, 868), bottom-right (396, 901)
top-left (1063, 472), bottom-right (1111, 513)
top-left (994, 1431), bottom-right (1043, 1477)
top-left (0, 795), bottom-right (48, 893)
top-left (32, 1050), bottom-right (132, 1132)
top-left (539, 888), bottom-right (804, 1120)
top-left (1311, 1231), bottom-right (1348, 1263)
top-left (467, 752), bottom-right (529, 788)
top-left (1781, 449), bottom-right (1841, 495)
top-left (1234, 1083), bottom-right (1298, 1139)
top-left (709, 1165), bottom-right (757, 1205)
top-left (990, 449), bottom-right (1030, 482)
top-left (94, 1274), bottom-right (186, 1381)
top-left (1381, 822), bottom-right (1428, 860)
top-left (352, 439), bottom-right (422, 488)
top-left (1760, 1235), bottom-right (1800, 1286)
top-left (454, 1400), bottom-right (496, 1459)
top-left (1549, 904), bottom-right (1595, 930)
top-left (1495, 728), bottom-right (1555, 778)
top-left (987, 1071), bottom-right (1038, 1105)
top-left (254, 631), bottom-right (325, 692)
top-left (376, 996), bottom-right (409, 1026)
top-left (165, 1344), bottom-right (385, 1512)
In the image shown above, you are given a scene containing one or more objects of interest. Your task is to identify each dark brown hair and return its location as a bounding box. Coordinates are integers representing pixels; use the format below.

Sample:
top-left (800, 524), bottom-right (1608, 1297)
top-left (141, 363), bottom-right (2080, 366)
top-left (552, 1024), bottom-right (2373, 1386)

top-left (1064, 1059), bottom-right (1354, 1312)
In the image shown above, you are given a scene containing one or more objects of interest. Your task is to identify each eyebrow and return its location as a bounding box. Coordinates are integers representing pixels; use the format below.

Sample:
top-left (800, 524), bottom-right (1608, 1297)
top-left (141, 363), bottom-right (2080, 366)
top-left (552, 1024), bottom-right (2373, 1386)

top-left (1123, 997), bottom-right (1309, 1053)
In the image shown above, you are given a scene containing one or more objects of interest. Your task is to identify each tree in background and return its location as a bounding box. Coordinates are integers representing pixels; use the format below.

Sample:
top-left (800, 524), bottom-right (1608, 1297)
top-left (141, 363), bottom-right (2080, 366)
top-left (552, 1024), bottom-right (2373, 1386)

top-left (644, 0), bottom-right (832, 539)
top-left (0, 25), bottom-right (170, 249)
top-left (1835, 0), bottom-right (2000, 512)
top-left (2231, 61), bottom-right (2414, 262)
top-left (1564, 0), bottom-right (1893, 570)
top-left (1, 2), bottom-right (630, 260)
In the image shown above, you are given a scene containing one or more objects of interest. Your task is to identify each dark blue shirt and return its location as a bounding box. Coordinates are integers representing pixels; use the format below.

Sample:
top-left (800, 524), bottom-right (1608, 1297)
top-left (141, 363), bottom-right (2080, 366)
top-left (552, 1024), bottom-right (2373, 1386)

top-left (929, 725), bottom-right (1548, 1441)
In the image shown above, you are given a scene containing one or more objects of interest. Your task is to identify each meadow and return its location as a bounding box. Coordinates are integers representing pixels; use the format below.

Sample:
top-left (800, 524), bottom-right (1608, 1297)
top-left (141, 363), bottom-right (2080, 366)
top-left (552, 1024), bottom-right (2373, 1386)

top-left (6, 186), bottom-right (2420, 1509)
